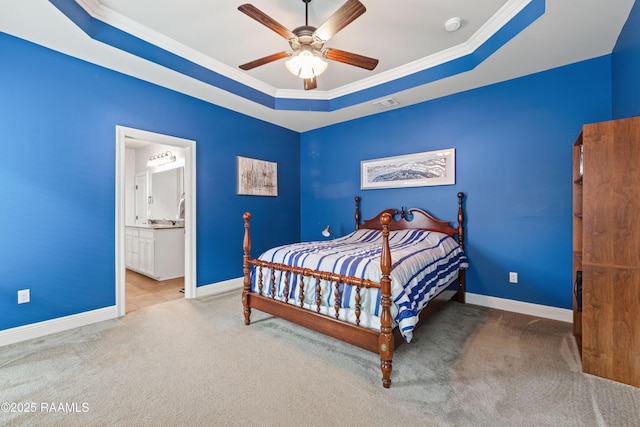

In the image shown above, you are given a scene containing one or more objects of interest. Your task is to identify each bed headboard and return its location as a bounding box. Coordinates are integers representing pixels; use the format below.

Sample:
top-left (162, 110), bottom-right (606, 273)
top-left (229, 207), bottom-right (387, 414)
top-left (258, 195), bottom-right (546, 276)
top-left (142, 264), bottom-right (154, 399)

top-left (355, 193), bottom-right (465, 249)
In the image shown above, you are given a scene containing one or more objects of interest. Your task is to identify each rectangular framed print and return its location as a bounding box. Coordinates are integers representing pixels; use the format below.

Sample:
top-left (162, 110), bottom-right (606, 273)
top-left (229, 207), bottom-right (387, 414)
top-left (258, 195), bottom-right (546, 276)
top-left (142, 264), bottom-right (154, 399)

top-left (237, 156), bottom-right (278, 196)
top-left (361, 149), bottom-right (455, 190)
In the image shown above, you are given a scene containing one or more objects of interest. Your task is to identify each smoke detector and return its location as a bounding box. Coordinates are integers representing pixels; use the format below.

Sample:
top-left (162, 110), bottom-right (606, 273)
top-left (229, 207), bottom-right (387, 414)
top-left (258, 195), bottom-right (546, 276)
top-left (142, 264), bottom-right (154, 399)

top-left (445, 17), bottom-right (462, 32)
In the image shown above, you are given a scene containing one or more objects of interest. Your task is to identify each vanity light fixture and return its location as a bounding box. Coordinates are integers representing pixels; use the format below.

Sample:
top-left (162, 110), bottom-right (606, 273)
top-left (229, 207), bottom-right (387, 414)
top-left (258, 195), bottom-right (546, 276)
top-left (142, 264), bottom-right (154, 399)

top-left (147, 151), bottom-right (176, 167)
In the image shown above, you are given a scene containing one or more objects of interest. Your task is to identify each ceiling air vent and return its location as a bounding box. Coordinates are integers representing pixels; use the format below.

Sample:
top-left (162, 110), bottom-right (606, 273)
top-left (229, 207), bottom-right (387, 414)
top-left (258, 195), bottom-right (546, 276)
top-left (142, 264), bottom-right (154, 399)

top-left (372, 97), bottom-right (399, 109)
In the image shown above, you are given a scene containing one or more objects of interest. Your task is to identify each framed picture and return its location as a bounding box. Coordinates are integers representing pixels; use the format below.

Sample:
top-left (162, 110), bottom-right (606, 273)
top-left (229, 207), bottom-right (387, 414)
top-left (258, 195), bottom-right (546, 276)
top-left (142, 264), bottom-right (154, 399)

top-left (361, 149), bottom-right (455, 190)
top-left (237, 156), bottom-right (278, 196)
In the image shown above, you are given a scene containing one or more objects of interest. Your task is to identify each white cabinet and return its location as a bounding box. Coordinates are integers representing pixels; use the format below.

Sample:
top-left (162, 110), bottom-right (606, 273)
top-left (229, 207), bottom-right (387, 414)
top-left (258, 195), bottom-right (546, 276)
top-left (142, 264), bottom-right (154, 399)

top-left (137, 229), bottom-right (156, 277)
top-left (125, 229), bottom-right (134, 268)
top-left (125, 226), bottom-right (184, 280)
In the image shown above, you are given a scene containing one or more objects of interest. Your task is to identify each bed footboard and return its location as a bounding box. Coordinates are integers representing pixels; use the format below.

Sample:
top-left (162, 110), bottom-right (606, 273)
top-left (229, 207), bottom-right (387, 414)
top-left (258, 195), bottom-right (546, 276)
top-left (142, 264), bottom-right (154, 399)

top-left (242, 212), bottom-right (396, 388)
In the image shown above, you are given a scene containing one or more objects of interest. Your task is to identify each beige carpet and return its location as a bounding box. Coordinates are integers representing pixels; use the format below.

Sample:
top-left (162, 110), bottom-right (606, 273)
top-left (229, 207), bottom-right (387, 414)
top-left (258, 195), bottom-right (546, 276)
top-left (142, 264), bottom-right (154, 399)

top-left (1, 291), bottom-right (638, 426)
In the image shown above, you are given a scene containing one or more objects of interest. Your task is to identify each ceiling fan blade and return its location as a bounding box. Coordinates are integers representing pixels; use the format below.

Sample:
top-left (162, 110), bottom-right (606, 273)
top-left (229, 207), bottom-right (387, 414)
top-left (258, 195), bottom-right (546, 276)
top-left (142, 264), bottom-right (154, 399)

top-left (238, 4), bottom-right (296, 40)
top-left (303, 77), bottom-right (317, 91)
top-left (239, 52), bottom-right (290, 70)
top-left (314, 0), bottom-right (366, 42)
top-left (323, 48), bottom-right (378, 70)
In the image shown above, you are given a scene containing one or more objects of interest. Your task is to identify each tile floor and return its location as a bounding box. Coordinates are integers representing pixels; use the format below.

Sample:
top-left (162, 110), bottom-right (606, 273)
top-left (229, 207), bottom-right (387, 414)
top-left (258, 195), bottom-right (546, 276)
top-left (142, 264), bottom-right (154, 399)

top-left (125, 269), bottom-right (184, 313)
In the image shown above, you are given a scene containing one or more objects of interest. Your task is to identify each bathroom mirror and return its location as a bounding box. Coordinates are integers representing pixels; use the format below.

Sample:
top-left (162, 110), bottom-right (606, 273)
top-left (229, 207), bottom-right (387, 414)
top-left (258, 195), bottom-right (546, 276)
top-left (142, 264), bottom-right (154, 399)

top-left (149, 166), bottom-right (184, 220)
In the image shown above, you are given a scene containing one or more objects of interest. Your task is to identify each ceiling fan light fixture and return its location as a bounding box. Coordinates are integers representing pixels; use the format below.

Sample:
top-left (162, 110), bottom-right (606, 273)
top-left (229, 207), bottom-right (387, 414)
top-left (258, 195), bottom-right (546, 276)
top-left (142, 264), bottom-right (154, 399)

top-left (285, 50), bottom-right (328, 79)
top-left (238, 0), bottom-right (376, 90)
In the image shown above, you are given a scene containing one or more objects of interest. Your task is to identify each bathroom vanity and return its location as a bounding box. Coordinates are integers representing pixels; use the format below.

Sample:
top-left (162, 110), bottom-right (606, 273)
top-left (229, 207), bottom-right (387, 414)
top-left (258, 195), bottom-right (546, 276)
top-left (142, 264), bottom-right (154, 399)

top-left (125, 225), bottom-right (184, 280)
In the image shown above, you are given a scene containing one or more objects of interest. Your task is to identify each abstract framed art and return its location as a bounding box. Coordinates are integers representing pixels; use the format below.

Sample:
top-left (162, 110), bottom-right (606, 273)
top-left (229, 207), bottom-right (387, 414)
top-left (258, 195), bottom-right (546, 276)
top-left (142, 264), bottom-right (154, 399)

top-left (361, 149), bottom-right (455, 190)
top-left (237, 156), bottom-right (278, 196)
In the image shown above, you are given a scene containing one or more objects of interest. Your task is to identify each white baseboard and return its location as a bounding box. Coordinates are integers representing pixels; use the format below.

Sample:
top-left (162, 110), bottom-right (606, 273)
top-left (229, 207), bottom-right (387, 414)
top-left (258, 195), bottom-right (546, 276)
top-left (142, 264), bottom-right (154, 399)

top-left (466, 293), bottom-right (572, 323)
top-left (0, 277), bottom-right (244, 347)
top-left (194, 280), bottom-right (573, 323)
top-left (0, 306), bottom-right (118, 347)
top-left (195, 277), bottom-right (243, 298)
top-left (0, 285), bottom-right (571, 348)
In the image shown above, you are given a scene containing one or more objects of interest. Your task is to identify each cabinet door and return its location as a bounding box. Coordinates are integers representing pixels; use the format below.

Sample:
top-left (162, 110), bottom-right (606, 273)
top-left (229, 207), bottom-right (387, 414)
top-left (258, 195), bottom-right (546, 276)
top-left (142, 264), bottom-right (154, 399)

top-left (125, 233), bottom-right (133, 268)
top-left (582, 265), bottom-right (640, 387)
top-left (131, 233), bottom-right (140, 270)
top-left (139, 236), bottom-right (155, 277)
top-left (135, 172), bottom-right (149, 225)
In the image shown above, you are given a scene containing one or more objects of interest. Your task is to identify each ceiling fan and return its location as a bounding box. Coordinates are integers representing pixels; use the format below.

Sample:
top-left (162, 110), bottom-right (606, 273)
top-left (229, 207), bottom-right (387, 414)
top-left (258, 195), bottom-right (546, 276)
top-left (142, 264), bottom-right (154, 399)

top-left (238, 0), bottom-right (379, 90)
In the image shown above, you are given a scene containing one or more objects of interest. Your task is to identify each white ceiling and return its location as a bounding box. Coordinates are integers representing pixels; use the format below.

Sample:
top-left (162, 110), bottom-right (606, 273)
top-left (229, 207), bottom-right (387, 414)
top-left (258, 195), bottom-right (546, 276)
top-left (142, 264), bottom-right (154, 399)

top-left (0, 0), bottom-right (635, 132)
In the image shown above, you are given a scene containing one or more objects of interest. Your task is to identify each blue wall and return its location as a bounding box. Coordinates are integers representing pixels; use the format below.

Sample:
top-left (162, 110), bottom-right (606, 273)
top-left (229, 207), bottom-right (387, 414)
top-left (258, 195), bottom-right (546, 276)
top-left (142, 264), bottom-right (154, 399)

top-left (300, 57), bottom-right (612, 310)
top-left (3, 3), bottom-right (638, 332)
top-left (612, 0), bottom-right (640, 118)
top-left (0, 33), bottom-right (300, 331)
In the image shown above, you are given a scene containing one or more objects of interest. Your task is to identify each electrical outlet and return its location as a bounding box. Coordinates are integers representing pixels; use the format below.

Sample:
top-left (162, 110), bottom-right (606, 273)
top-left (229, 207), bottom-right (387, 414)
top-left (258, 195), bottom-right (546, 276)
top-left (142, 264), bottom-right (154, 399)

top-left (509, 272), bottom-right (518, 284)
top-left (18, 289), bottom-right (30, 304)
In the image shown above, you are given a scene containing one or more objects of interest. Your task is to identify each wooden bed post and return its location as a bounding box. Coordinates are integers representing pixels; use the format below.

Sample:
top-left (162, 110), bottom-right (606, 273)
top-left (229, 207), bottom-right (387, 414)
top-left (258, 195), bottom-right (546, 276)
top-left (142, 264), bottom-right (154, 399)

top-left (242, 212), bottom-right (252, 325)
top-left (378, 212), bottom-right (394, 388)
top-left (355, 196), bottom-right (361, 230)
top-left (456, 192), bottom-right (466, 304)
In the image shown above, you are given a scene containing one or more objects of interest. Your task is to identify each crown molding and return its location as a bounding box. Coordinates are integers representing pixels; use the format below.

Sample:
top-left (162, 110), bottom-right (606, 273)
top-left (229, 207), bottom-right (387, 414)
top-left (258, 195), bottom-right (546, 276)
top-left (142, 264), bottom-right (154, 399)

top-left (278, 0), bottom-right (537, 100)
top-left (53, 0), bottom-right (543, 111)
top-left (75, 0), bottom-right (278, 96)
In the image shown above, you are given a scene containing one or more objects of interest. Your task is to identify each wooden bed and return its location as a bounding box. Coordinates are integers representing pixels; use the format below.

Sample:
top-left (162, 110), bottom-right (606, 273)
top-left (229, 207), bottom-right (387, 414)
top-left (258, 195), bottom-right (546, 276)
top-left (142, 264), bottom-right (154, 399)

top-left (242, 192), bottom-right (466, 388)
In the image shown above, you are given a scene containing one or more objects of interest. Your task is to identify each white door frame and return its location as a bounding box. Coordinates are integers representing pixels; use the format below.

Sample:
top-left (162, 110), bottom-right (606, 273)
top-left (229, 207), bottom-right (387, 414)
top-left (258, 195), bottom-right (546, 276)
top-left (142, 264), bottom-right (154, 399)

top-left (115, 125), bottom-right (197, 317)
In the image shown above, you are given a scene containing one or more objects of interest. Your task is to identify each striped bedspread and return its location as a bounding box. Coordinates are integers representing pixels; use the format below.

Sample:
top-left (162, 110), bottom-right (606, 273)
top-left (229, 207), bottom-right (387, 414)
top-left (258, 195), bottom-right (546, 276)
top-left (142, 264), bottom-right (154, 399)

top-left (251, 228), bottom-right (468, 342)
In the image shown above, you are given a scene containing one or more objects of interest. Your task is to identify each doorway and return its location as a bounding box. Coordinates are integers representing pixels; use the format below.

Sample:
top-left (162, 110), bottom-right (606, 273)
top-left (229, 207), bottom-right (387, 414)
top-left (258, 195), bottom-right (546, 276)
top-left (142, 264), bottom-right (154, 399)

top-left (115, 126), bottom-right (197, 317)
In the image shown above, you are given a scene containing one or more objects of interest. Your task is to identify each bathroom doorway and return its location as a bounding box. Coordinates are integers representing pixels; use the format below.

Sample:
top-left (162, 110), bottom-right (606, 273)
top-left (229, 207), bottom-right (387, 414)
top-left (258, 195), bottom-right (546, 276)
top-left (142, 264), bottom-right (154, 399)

top-left (115, 126), bottom-right (197, 317)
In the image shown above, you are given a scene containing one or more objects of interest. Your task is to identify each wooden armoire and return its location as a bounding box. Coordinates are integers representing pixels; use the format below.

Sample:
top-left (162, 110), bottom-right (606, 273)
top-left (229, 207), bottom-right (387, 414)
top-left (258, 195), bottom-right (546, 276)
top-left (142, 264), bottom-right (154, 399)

top-left (572, 116), bottom-right (639, 387)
